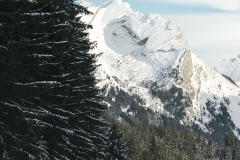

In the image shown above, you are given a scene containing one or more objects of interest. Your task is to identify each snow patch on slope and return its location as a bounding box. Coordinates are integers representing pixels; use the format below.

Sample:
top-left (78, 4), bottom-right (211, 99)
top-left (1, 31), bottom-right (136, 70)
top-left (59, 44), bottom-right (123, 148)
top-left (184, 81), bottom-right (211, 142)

top-left (209, 55), bottom-right (240, 86)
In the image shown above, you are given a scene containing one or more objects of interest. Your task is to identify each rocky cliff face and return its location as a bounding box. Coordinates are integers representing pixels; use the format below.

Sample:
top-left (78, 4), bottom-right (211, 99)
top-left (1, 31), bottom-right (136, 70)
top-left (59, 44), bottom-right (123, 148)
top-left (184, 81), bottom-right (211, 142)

top-left (81, 0), bottom-right (240, 141)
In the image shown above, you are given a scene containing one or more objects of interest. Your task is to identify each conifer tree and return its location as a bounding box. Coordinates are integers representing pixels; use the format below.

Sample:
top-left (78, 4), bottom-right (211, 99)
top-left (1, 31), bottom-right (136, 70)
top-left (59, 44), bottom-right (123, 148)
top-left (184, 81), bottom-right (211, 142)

top-left (148, 134), bottom-right (158, 159)
top-left (0, 1), bottom-right (43, 158)
top-left (0, 0), bottom-right (108, 159)
top-left (108, 120), bottom-right (129, 160)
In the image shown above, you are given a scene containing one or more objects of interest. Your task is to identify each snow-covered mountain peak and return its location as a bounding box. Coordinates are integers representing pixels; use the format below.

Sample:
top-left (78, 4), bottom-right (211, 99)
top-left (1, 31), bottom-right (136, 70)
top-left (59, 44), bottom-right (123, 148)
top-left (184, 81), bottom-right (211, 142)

top-left (84, 0), bottom-right (188, 96)
top-left (82, 0), bottom-right (240, 140)
top-left (104, 11), bottom-right (184, 57)
top-left (96, 9), bottom-right (187, 87)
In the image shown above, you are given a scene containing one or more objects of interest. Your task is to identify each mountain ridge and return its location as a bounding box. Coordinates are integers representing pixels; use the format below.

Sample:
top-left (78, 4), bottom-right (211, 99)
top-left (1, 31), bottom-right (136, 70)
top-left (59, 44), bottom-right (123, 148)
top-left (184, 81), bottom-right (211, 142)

top-left (209, 54), bottom-right (240, 86)
top-left (81, 0), bottom-right (240, 141)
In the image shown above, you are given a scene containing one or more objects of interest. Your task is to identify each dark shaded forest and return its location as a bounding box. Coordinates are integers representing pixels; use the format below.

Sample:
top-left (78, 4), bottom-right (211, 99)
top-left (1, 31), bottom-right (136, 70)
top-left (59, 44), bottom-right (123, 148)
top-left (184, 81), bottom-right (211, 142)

top-left (115, 122), bottom-right (240, 160)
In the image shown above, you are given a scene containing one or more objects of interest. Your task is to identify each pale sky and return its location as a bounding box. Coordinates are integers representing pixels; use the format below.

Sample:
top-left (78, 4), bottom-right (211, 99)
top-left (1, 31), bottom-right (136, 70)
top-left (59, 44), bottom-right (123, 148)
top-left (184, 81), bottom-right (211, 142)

top-left (85, 0), bottom-right (240, 62)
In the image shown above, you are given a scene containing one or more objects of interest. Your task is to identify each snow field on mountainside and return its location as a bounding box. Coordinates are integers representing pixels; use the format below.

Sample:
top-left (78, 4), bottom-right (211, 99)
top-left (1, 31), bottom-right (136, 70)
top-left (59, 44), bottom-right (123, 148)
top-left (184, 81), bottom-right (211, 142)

top-left (81, 0), bottom-right (240, 137)
top-left (209, 55), bottom-right (240, 86)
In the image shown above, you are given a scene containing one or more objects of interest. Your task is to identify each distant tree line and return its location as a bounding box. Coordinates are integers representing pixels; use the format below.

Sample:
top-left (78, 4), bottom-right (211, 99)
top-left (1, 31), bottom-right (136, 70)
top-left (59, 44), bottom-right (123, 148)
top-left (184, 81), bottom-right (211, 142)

top-left (116, 122), bottom-right (240, 160)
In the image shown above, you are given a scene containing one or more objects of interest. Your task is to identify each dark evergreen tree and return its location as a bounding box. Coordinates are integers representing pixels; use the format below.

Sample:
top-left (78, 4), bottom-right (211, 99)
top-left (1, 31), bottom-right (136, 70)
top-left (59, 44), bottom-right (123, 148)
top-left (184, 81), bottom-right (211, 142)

top-left (0, 0), bottom-right (108, 159)
top-left (108, 120), bottom-right (129, 160)
top-left (148, 134), bottom-right (158, 159)
top-left (0, 0), bottom-right (43, 159)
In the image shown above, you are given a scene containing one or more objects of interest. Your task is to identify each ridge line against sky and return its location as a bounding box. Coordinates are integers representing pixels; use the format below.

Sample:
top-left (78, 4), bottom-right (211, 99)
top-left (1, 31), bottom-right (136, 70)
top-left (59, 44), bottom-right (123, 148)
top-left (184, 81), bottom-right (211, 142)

top-left (83, 0), bottom-right (240, 62)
